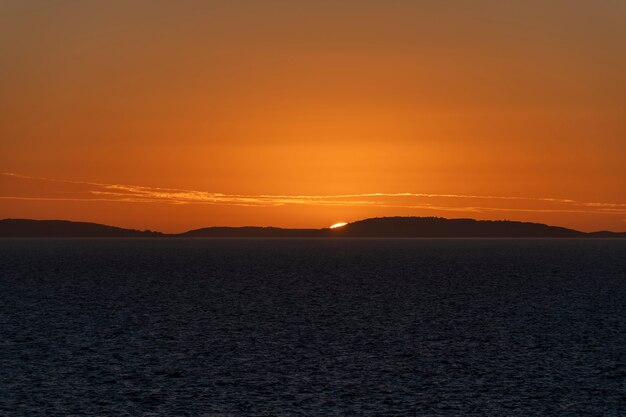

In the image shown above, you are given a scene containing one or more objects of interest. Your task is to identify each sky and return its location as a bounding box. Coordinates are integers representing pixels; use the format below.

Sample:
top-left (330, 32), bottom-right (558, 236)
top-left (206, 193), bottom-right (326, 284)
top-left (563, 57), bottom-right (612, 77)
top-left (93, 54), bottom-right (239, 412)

top-left (1, 0), bottom-right (625, 232)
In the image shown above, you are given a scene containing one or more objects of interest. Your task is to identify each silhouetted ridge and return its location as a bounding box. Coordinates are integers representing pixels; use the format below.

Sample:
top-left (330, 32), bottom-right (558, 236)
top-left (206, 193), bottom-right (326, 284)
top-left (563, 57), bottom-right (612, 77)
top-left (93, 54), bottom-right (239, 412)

top-left (330, 217), bottom-right (585, 238)
top-left (181, 226), bottom-right (322, 238)
top-left (1, 217), bottom-right (624, 237)
top-left (0, 219), bottom-right (161, 237)
top-left (587, 231), bottom-right (626, 238)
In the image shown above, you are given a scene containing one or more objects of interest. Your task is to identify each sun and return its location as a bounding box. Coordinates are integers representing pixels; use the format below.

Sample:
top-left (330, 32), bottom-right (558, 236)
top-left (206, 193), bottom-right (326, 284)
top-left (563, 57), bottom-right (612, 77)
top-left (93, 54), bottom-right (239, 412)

top-left (330, 222), bottom-right (348, 229)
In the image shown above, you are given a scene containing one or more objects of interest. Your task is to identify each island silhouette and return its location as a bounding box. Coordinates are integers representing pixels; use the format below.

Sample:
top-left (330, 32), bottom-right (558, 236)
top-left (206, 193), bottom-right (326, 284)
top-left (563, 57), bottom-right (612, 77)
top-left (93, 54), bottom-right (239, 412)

top-left (0, 219), bottom-right (162, 238)
top-left (1, 217), bottom-right (624, 238)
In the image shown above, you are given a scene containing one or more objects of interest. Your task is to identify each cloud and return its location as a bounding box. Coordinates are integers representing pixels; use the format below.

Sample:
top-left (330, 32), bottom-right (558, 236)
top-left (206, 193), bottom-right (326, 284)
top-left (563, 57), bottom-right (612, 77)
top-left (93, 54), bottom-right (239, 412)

top-left (2, 172), bottom-right (626, 215)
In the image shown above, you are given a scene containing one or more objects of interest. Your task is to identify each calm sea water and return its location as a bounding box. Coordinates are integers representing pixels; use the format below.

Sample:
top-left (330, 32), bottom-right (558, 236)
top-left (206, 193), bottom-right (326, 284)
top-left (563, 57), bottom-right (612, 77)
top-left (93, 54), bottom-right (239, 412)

top-left (1, 238), bottom-right (625, 416)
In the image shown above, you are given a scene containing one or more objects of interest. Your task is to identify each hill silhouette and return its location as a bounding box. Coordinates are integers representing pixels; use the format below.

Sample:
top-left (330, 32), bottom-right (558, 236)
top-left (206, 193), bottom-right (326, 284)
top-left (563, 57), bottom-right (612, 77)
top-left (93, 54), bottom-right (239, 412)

top-left (180, 226), bottom-right (321, 238)
top-left (0, 219), bottom-right (161, 238)
top-left (1, 217), bottom-right (625, 238)
top-left (328, 217), bottom-right (587, 238)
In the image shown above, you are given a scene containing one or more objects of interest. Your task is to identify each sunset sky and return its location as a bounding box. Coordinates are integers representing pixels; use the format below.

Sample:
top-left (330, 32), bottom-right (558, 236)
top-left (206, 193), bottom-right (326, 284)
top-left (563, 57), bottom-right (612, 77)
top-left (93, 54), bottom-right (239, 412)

top-left (1, 1), bottom-right (625, 232)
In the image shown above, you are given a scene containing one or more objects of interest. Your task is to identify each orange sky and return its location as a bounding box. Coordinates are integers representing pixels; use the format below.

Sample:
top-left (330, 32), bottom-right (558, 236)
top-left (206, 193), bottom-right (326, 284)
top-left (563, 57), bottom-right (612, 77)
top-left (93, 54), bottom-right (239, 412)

top-left (1, 1), bottom-right (625, 232)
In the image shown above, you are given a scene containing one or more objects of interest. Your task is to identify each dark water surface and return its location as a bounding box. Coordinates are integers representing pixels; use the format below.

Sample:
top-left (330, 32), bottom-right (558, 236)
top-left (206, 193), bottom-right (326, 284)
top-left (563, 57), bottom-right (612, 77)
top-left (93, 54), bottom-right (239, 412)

top-left (1, 239), bottom-right (625, 416)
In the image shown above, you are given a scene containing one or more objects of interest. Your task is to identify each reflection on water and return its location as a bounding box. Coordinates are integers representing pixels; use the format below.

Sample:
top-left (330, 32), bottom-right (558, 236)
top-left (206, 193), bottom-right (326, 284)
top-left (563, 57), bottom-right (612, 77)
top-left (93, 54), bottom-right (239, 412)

top-left (1, 238), bottom-right (625, 416)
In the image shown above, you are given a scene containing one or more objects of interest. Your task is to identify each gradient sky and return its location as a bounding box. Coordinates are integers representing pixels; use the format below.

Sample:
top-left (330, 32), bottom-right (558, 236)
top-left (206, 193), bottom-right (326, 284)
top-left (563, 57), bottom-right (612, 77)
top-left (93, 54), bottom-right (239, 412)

top-left (1, 1), bottom-right (625, 232)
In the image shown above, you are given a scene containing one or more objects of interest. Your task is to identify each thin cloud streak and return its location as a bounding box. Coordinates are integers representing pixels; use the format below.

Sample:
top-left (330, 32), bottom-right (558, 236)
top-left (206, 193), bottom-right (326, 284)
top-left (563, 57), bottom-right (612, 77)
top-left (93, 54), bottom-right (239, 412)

top-left (2, 172), bottom-right (626, 215)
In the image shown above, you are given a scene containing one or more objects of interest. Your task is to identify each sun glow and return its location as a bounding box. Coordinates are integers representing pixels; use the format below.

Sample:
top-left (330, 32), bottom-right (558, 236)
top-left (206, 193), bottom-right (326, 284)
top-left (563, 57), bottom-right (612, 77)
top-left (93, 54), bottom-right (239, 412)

top-left (330, 222), bottom-right (348, 229)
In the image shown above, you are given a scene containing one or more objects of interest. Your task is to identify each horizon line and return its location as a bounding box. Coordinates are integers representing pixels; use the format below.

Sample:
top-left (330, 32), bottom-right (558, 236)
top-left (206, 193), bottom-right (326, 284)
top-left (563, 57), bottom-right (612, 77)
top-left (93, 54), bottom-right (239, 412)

top-left (2, 215), bottom-right (625, 235)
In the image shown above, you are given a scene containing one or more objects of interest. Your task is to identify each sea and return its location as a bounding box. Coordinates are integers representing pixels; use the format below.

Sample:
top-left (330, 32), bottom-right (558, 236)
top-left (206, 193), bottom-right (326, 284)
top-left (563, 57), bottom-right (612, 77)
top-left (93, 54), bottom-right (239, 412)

top-left (1, 238), bottom-right (625, 416)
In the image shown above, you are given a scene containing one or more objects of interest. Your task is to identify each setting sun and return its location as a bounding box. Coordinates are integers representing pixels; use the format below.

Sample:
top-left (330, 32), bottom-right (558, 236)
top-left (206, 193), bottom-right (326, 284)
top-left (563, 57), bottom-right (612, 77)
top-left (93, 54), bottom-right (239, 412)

top-left (2, 2), bottom-right (625, 416)
top-left (0, 1), bottom-right (624, 234)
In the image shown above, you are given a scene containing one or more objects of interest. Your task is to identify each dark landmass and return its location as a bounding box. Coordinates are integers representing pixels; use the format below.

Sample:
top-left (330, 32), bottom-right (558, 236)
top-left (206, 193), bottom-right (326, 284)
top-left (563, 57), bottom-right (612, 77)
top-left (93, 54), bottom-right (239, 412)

top-left (587, 231), bottom-right (626, 238)
top-left (330, 217), bottom-right (586, 238)
top-left (180, 226), bottom-right (321, 238)
top-left (0, 219), bottom-right (161, 238)
top-left (1, 216), bottom-right (625, 238)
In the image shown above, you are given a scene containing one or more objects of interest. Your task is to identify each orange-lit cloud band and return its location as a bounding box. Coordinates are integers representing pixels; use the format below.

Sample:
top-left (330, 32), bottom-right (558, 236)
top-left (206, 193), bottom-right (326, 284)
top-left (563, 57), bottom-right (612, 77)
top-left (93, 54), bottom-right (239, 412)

top-left (2, 172), bottom-right (625, 216)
